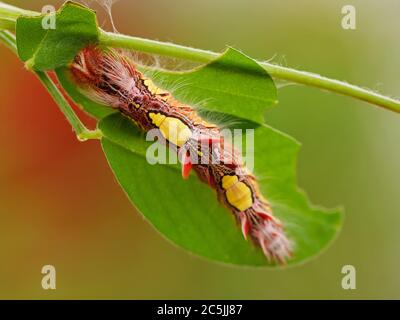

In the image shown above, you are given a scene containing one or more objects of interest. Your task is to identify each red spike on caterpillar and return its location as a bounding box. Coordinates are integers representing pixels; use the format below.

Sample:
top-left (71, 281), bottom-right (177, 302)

top-left (69, 46), bottom-right (293, 264)
top-left (181, 151), bottom-right (192, 179)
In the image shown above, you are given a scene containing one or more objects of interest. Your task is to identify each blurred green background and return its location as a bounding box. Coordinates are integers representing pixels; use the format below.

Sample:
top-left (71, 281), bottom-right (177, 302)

top-left (0, 0), bottom-right (399, 299)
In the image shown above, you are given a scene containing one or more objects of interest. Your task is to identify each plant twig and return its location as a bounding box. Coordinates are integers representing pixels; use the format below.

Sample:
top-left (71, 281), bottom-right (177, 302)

top-left (35, 71), bottom-right (103, 141)
top-left (0, 2), bottom-right (37, 30)
top-left (99, 30), bottom-right (400, 113)
top-left (0, 29), bottom-right (102, 141)
top-left (0, 28), bottom-right (15, 53)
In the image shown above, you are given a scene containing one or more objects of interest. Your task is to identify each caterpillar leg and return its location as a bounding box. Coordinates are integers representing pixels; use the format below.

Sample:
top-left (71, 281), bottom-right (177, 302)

top-left (180, 133), bottom-right (222, 180)
top-left (239, 212), bottom-right (250, 240)
top-left (196, 134), bottom-right (223, 145)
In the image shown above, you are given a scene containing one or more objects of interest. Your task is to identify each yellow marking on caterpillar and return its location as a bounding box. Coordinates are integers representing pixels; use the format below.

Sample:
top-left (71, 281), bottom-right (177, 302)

top-left (130, 102), bottom-right (141, 109)
top-left (149, 112), bottom-right (192, 147)
top-left (222, 175), bottom-right (253, 211)
top-left (143, 78), bottom-right (169, 96)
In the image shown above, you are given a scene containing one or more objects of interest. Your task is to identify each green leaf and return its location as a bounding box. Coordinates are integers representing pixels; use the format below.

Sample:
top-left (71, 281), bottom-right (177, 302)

top-left (99, 113), bottom-right (343, 267)
top-left (145, 47), bottom-right (278, 124)
top-left (16, 1), bottom-right (99, 71)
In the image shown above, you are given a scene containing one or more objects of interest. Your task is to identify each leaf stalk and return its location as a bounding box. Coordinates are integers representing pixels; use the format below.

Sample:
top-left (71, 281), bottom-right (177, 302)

top-left (0, 29), bottom-right (102, 141)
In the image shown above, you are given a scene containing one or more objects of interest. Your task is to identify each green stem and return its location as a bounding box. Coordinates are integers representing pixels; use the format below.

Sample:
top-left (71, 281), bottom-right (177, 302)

top-left (0, 28), bottom-right (16, 53)
top-left (35, 72), bottom-right (103, 141)
top-left (0, 30), bottom-right (102, 141)
top-left (0, 2), bottom-right (37, 30)
top-left (100, 30), bottom-right (400, 113)
top-left (0, 2), bottom-right (36, 17)
top-left (1, 1), bottom-right (400, 113)
top-left (100, 31), bottom-right (217, 64)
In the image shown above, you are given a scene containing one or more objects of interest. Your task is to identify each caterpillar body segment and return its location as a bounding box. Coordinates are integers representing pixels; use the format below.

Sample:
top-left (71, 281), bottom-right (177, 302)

top-left (69, 46), bottom-right (292, 264)
top-left (221, 175), bottom-right (253, 211)
top-left (197, 161), bottom-right (292, 263)
top-left (149, 112), bottom-right (193, 147)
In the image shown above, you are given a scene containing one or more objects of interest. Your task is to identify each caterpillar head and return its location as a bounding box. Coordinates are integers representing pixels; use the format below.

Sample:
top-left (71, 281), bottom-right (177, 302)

top-left (69, 46), bottom-right (140, 107)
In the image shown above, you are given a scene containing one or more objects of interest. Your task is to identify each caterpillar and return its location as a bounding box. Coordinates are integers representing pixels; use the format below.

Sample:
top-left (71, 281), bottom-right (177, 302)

top-left (69, 46), bottom-right (292, 264)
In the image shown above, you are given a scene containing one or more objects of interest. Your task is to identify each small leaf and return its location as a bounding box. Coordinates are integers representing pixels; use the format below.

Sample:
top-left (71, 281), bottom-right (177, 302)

top-left (99, 113), bottom-right (343, 267)
top-left (147, 47), bottom-right (278, 124)
top-left (16, 1), bottom-right (99, 71)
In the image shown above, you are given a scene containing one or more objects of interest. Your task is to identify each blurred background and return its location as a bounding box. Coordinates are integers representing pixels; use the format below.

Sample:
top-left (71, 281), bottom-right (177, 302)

top-left (0, 0), bottom-right (399, 299)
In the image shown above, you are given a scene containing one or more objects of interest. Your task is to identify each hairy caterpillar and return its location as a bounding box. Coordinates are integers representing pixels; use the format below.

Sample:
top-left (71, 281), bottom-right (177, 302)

top-left (69, 46), bottom-right (292, 263)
